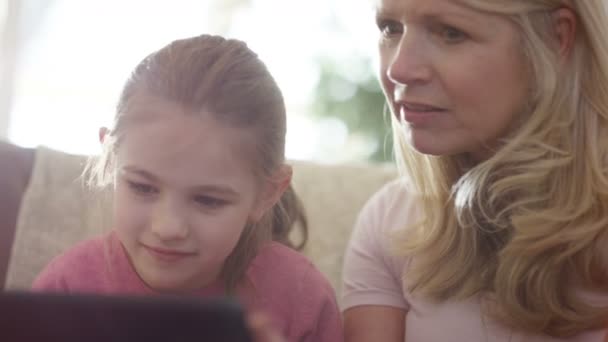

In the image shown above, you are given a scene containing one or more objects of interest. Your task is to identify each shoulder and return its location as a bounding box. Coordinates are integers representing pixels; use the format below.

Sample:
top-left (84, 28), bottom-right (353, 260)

top-left (341, 179), bottom-right (418, 311)
top-left (48, 235), bottom-right (107, 269)
top-left (248, 243), bottom-right (343, 340)
top-left (248, 242), bottom-right (335, 297)
top-left (32, 234), bottom-right (109, 291)
top-left (354, 178), bottom-right (421, 249)
top-left (249, 242), bottom-right (322, 281)
top-left (369, 177), bottom-right (418, 216)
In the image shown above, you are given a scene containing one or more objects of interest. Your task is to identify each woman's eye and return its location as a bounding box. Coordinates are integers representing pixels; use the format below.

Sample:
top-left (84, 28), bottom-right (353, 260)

top-left (438, 25), bottom-right (468, 44)
top-left (127, 181), bottom-right (158, 195)
top-left (194, 196), bottom-right (227, 209)
top-left (377, 19), bottom-right (404, 38)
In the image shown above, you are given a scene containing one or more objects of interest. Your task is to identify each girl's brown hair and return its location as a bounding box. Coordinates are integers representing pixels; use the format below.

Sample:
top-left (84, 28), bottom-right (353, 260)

top-left (87, 34), bottom-right (307, 291)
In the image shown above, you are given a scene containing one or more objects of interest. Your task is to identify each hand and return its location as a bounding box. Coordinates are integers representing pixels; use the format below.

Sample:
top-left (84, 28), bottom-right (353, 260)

top-left (247, 312), bottom-right (285, 342)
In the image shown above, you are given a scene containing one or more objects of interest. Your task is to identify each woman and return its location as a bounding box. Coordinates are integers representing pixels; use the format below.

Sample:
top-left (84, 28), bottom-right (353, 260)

top-left (342, 0), bottom-right (608, 341)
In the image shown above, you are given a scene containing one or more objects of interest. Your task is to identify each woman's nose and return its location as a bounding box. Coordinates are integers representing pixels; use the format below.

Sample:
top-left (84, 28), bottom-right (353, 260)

top-left (385, 32), bottom-right (433, 87)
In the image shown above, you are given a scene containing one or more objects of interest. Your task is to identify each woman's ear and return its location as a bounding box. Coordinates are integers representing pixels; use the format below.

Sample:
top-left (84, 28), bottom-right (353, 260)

top-left (552, 6), bottom-right (577, 62)
top-left (99, 127), bottom-right (109, 144)
top-left (249, 165), bottom-right (293, 223)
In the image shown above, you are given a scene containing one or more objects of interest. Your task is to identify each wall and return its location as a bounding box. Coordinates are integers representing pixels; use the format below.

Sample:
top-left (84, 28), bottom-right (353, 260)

top-left (0, 0), bottom-right (18, 141)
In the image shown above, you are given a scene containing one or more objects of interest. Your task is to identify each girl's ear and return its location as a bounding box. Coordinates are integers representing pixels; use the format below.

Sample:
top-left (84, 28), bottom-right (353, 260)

top-left (552, 6), bottom-right (577, 62)
top-left (99, 127), bottom-right (109, 144)
top-left (249, 165), bottom-right (292, 223)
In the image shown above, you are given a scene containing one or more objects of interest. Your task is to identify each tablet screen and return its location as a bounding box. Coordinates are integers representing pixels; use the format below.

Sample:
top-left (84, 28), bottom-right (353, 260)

top-left (0, 291), bottom-right (252, 342)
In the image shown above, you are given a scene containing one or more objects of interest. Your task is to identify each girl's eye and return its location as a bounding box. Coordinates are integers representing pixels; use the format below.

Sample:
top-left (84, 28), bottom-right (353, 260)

top-left (437, 25), bottom-right (468, 44)
top-left (194, 196), bottom-right (227, 209)
top-left (377, 18), bottom-right (404, 38)
top-left (127, 181), bottom-right (158, 195)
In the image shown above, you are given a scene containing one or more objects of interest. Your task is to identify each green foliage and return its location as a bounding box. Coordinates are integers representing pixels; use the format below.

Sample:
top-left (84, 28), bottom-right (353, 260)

top-left (310, 57), bottom-right (393, 162)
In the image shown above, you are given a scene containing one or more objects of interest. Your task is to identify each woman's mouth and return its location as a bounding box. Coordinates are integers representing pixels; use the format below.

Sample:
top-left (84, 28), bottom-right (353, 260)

top-left (399, 101), bottom-right (446, 125)
top-left (403, 101), bottom-right (444, 112)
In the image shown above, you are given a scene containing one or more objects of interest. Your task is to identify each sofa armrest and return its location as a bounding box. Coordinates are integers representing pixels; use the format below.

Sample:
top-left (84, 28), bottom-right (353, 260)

top-left (0, 141), bottom-right (34, 286)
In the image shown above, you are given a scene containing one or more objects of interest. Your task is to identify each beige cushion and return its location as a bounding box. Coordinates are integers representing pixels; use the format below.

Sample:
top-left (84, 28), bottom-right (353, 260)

top-left (6, 146), bottom-right (397, 302)
top-left (6, 147), bottom-right (113, 289)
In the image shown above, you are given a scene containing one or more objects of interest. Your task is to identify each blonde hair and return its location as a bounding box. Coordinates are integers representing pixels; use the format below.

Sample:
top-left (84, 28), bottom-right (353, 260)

top-left (86, 35), bottom-right (307, 292)
top-left (393, 0), bottom-right (608, 337)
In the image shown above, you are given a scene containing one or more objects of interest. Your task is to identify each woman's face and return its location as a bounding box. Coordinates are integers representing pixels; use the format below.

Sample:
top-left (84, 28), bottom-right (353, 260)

top-left (377, 0), bottom-right (530, 159)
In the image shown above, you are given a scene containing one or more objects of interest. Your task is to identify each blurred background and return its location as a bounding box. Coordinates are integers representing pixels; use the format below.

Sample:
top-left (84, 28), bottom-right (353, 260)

top-left (0, 0), bottom-right (391, 164)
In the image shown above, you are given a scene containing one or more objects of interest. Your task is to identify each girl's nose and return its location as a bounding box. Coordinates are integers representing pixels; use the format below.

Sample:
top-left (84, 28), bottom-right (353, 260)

top-left (151, 199), bottom-right (190, 241)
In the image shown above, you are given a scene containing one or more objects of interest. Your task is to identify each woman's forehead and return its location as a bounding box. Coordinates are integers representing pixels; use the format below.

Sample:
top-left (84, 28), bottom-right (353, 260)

top-left (374, 0), bottom-right (482, 18)
top-left (373, 0), bottom-right (505, 29)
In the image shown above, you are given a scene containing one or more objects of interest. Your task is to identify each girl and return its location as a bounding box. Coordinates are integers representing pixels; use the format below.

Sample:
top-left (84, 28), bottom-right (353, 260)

top-left (33, 34), bottom-right (342, 342)
top-left (342, 0), bottom-right (608, 341)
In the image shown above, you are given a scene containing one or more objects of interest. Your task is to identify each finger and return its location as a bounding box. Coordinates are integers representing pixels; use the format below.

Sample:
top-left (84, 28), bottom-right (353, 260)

top-left (247, 312), bottom-right (284, 342)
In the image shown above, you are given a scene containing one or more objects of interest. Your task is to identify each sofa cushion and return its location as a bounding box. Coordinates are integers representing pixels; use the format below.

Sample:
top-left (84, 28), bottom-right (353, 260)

top-left (5, 146), bottom-right (397, 303)
top-left (290, 161), bottom-right (397, 297)
top-left (0, 141), bottom-right (34, 287)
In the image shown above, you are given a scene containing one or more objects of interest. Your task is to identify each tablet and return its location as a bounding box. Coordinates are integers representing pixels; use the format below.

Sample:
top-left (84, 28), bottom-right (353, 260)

top-left (0, 291), bottom-right (252, 342)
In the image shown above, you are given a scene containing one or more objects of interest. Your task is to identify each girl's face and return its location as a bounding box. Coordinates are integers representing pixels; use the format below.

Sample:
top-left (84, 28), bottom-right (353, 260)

top-left (111, 97), bottom-right (271, 292)
top-left (377, 0), bottom-right (530, 160)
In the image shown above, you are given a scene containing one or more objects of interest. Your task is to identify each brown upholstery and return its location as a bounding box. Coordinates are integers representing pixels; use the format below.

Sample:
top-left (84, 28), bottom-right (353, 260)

top-left (0, 141), bottom-right (34, 286)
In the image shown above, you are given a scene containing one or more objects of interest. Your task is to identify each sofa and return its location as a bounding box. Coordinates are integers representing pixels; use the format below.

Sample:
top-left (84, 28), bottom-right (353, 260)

top-left (0, 140), bottom-right (397, 303)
